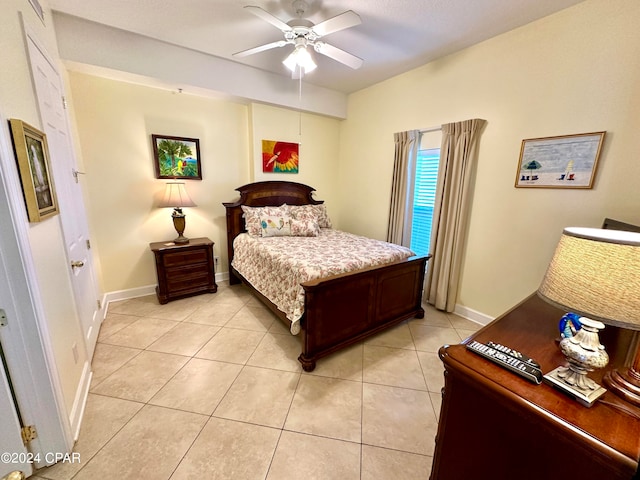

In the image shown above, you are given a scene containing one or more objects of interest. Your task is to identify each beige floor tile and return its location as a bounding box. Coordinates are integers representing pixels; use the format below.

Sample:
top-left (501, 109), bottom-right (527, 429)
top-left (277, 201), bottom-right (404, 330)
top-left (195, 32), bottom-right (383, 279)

top-left (362, 383), bottom-right (437, 455)
top-left (149, 358), bottom-right (242, 415)
top-left (97, 313), bottom-right (139, 341)
top-left (456, 328), bottom-right (477, 341)
top-left (364, 322), bottom-right (416, 350)
top-left (268, 317), bottom-right (291, 334)
top-left (107, 296), bottom-right (160, 316)
top-left (284, 375), bottom-right (362, 442)
top-left (410, 324), bottom-right (462, 353)
top-left (90, 343), bottom-right (141, 387)
top-left (143, 297), bottom-right (202, 321)
top-left (266, 431), bottom-right (360, 480)
top-left (195, 327), bottom-right (265, 364)
top-left (71, 405), bottom-right (207, 480)
top-left (91, 351), bottom-right (189, 402)
top-left (361, 445), bottom-right (432, 480)
top-left (245, 295), bottom-right (265, 307)
top-left (215, 283), bottom-right (252, 298)
top-left (417, 350), bottom-right (445, 393)
top-left (214, 366), bottom-right (299, 428)
top-left (208, 287), bottom-right (252, 308)
top-left (247, 332), bottom-right (302, 372)
top-left (305, 343), bottom-right (363, 381)
top-left (449, 314), bottom-right (484, 332)
top-left (147, 322), bottom-right (220, 356)
top-left (170, 417), bottom-right (280, 480)
top-left (184, 302), bottom-right (242, 326)
top-left (65, 285), bottom-right (482, 479)
top-left (36, 394), bottom-right (143, 480)
top-left (363, 345), bottom-right (427, 390)
top-left (409, 306), bottom-right (453, 328)
top-left (430, 391), bottom-right (443, 421)
top-left (98, 317), bottom-right (179, 349)
top-left (225, 305), bottom-right (276, 332)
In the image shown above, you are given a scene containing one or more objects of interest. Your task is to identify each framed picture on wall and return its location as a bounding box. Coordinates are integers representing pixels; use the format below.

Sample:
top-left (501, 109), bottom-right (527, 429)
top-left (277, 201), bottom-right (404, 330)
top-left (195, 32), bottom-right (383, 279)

top-left (8, 119), bottom-right (59, 222)
top-left (152, 134), bottom-right (202, 180)
top-left (515, 131), bottom-right (606, 189)
top-left (262, 140), bottom-right (299, 173)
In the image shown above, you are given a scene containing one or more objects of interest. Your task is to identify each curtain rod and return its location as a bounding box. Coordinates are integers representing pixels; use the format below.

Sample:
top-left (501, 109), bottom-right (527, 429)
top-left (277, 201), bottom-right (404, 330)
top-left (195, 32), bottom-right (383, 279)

top-left (420, 126), bottom-right (442, 134)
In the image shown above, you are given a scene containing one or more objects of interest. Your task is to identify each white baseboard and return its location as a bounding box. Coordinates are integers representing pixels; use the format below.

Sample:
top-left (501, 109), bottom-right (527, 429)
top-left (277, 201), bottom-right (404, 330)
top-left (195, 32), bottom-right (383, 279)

top-left (68, 360), bottom-right (92, 442)
top-left (102, 272), bottom-right (230, 313)
top-left (453, 303), bottom-right (494, 326)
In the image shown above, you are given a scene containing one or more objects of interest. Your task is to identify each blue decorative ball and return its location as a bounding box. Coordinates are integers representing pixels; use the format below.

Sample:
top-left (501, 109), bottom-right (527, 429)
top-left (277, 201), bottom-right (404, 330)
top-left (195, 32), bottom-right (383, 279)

top-left (559, 313), bottom-right (582, 338)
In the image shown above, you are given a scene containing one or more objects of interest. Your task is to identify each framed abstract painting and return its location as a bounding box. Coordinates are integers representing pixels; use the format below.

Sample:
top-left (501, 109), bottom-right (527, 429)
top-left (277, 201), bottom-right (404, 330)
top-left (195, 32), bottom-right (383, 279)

top-left (262, 140), bottom-right (299, 173)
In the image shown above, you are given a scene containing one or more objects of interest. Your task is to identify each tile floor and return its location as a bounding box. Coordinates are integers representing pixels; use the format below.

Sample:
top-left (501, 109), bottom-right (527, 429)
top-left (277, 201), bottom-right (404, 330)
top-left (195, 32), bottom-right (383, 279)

top-left (34, 283), bottom-right (481, 480)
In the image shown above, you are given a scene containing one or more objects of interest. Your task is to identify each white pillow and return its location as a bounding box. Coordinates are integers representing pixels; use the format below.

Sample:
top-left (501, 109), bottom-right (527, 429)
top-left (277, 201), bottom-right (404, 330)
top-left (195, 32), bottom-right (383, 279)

top-left (260, 214), bottom-right (292, 237)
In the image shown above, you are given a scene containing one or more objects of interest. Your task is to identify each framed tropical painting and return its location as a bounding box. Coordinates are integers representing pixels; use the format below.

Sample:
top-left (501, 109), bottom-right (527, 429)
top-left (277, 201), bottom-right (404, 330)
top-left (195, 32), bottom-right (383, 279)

top-left (152, 134), bottom-right (202, 180)
top-left (515, 132), bottom-right (605, 189)
top-left (9, 119), bottom-right (59, 222)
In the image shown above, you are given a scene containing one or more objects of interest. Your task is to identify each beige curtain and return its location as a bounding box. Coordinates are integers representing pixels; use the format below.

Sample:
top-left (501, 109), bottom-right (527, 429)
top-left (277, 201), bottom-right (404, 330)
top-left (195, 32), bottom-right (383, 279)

top-left (386, 130), bottom-right (420, 247)
top-left (426, 119), bottom-right (486, 311)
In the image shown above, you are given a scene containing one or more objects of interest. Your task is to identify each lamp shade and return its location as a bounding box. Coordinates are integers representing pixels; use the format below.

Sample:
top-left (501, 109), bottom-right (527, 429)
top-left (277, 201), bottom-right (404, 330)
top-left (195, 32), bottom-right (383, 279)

top-left (538, 227), bottom-right (640, 330)
top-left (158, 182), bottom-right (196, 208)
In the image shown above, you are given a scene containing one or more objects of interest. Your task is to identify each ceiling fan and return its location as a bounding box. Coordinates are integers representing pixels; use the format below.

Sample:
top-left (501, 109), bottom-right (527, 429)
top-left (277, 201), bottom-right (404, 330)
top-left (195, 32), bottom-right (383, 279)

top-left (233, 1), bottom-right (363, 76)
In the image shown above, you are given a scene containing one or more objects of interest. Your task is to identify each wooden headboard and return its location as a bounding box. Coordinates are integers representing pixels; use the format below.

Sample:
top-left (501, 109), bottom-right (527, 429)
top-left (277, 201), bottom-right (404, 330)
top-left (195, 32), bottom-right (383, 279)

top-left (222, 181), bottom-right (323, 283)
top-left (602, 217), bottom-right (640, 233)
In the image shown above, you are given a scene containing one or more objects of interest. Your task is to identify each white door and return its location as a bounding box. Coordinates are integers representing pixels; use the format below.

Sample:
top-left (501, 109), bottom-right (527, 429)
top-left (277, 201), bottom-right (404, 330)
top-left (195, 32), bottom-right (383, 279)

top-left (26, 35), bottom-right (101, 358)
top-left (0, 245), bottom-right (32, 478)
top-left (0, 344), bottom-right (31, 478)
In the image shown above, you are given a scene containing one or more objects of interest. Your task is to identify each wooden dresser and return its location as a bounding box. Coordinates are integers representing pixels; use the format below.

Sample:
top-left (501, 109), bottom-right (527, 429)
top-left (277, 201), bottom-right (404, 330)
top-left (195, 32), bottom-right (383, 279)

top-left (431, 294), bottom-right (640, 480)
top-left (150, 237), bottom-right (217, 304)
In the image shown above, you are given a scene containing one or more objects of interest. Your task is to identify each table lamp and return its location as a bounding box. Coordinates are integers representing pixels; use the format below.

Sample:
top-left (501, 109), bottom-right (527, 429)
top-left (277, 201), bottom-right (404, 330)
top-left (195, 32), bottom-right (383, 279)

top-left (158, 182), bottom-right (196, 244)
top-left (537, 227), bottom-right (640, 407)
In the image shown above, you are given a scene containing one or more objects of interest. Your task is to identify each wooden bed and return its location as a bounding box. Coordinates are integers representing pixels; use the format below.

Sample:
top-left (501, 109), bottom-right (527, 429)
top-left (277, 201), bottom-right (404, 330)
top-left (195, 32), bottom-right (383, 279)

top-left (223, 181), bottom-right (429, 371)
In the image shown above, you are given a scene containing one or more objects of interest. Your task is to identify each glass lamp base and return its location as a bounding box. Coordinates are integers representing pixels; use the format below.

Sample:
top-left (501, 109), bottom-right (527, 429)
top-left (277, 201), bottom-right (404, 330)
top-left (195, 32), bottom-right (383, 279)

top-left (543, 366), bottom-right (607, 407)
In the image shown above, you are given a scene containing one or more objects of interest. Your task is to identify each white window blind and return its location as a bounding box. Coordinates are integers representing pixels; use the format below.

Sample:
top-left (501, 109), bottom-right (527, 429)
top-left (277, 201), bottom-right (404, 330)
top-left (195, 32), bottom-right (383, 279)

top-left (410, 148), bottom-right (440, 257)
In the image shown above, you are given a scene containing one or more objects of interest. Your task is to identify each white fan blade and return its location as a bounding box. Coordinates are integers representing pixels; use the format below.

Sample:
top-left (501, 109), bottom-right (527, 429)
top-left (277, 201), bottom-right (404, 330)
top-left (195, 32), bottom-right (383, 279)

top-left (244, 5), bottom-right (291, 32)
top-left (312, 10), bottom-right (361, 37)
top-left (314, 42), bottom-right (363, 69)
top-left (233, 40), bottom-right (288, 58)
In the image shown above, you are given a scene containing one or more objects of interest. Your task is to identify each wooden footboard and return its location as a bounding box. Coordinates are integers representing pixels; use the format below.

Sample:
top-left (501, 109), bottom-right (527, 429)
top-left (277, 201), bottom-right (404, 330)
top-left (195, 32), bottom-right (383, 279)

top-left (298, 255), bottom-right (429, 371)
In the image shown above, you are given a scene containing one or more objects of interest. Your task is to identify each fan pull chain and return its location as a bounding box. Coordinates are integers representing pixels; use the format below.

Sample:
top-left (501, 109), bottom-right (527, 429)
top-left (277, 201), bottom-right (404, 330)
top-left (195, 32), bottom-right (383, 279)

top-left (298, 72), bottom-right (303, 137)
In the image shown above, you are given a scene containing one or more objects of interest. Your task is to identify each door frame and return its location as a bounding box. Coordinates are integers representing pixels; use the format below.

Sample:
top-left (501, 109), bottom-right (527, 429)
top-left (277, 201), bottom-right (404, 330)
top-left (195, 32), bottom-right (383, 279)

top-left (0, 106), bottom-right (73, 466)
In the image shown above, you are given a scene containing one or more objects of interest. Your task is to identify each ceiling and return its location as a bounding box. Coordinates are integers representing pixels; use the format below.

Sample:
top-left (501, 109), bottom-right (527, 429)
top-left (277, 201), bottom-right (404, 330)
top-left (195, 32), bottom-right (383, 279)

top-left (48, 0), bottom-right (586, 94)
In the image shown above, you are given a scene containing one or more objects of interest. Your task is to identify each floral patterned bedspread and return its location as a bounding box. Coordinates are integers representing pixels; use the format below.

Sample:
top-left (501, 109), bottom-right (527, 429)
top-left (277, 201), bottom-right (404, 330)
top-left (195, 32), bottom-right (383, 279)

top-left (231, 229), bottom-right (415, 335)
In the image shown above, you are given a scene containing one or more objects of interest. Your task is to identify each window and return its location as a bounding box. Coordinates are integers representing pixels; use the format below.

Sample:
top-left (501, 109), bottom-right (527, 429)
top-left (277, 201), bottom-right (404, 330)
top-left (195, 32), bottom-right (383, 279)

top-left (410, 147), bottom-right (440, 257)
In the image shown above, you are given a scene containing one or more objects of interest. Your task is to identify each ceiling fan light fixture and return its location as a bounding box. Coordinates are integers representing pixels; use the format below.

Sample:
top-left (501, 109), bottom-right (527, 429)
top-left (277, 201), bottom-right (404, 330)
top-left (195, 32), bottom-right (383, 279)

top-left (283, 45), bottom-right (317, 74)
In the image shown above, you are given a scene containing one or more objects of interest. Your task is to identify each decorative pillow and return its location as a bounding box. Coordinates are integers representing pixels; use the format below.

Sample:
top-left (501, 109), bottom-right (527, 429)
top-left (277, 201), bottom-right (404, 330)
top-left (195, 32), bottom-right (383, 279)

top-left (289, 204), bottom-right (332, 228)
top-left (260, 214), bottom-right (292, 237)
top-left (290, 218), bottom-right (320, 237)
top-left (242, 204), bottom-right (288, 236)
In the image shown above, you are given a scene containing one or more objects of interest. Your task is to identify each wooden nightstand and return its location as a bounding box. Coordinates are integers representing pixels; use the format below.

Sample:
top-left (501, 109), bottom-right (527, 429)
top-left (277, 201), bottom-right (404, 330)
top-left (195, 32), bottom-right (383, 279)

top-left (150, 237), bottom-right (217, 304)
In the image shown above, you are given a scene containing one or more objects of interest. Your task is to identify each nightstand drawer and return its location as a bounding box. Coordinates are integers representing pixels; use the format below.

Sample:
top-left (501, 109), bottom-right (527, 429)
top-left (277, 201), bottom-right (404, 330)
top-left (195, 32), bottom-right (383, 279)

top-left (166, 265), bottom-right (211, 292)
top-left (162, 248), bottom-right (208, 267)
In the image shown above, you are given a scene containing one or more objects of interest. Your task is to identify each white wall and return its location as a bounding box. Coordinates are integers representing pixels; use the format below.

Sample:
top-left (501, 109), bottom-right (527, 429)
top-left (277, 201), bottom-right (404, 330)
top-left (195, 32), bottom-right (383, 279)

top-left (249, 103), bottom-right (342, 224)
top-left (338, 0), bottom-right (640, 318)
top-left (67, 73), bottom-right (249, 292)
top-left (0, 0), bottom-right (88, 446)
top-left (67, 74), bottom-right (343, 293)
